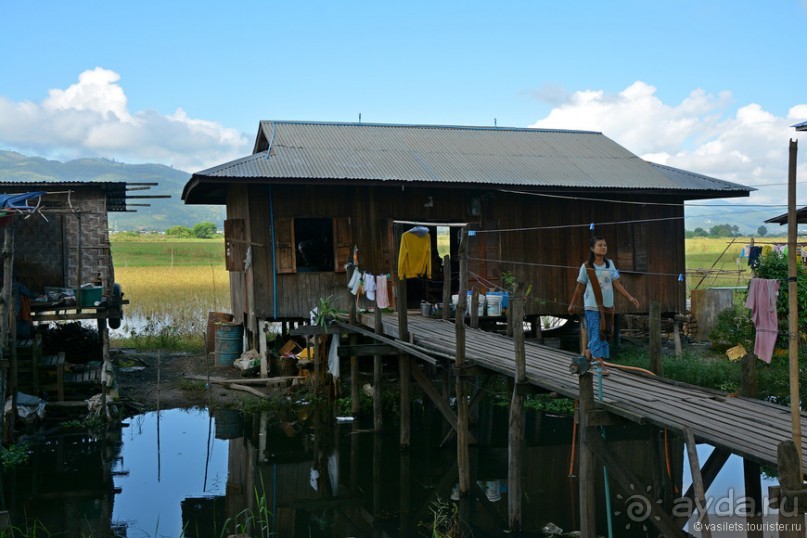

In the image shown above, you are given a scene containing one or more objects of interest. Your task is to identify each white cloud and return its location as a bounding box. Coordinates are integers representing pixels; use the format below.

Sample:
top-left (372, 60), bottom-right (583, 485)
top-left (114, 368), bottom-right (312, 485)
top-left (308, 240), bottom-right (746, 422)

top-left (530, 82), bottom-right (807, 230)
top-left (0, 68), bottom-right (249, 171)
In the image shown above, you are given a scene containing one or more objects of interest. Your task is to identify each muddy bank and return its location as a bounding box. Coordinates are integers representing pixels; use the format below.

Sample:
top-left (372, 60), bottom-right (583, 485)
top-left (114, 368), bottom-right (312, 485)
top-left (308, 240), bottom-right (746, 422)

top-left (114, 348), bottom-right (272, 411)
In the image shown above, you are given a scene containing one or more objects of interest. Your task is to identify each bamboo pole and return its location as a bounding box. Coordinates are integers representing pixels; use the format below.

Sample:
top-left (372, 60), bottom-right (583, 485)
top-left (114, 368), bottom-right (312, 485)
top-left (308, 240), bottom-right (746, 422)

top-left (508, 283), bottom-right (525, 531)
top-left (787, 139), bottom-right (802, 474)
top-left (455, 227), bottom-right (470, 495)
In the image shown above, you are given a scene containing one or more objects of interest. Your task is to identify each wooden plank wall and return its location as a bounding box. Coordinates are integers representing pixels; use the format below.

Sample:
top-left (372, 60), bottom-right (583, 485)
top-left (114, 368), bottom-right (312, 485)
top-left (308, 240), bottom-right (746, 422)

top-left (237, 184), bottom-right (687, 320)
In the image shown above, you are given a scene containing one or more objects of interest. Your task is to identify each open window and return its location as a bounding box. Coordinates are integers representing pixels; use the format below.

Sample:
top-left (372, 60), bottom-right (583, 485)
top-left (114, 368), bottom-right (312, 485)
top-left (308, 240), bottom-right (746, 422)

top-left (275, 217), bottom-right (351, 274)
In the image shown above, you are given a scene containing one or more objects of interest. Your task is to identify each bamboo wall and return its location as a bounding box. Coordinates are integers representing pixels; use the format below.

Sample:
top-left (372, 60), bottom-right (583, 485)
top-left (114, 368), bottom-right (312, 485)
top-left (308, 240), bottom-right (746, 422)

top-left (13, 190), bottom-right (113, 292)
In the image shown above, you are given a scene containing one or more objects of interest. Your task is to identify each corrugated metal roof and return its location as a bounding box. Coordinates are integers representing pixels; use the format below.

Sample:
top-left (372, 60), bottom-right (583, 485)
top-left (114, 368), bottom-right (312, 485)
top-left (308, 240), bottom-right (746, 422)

top-left (793, 120), bottom-right (807, 131)
top-left (185, 121), bottom-right (753, 200)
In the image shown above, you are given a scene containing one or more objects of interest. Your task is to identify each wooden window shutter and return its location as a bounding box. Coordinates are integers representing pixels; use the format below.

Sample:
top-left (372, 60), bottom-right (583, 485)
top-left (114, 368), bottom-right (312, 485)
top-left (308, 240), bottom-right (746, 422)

top-left (275, 217), bottom-right (296, 274)
top-left (224, 218), bottom-right (245, 272)
top-left (333, 217), bottom-right (351, 273)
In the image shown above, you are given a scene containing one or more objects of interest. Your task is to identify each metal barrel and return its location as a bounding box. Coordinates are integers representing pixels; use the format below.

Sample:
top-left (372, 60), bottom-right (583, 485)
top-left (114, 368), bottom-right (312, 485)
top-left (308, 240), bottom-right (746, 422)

top-left (214, 322), bottom-right (243, 366)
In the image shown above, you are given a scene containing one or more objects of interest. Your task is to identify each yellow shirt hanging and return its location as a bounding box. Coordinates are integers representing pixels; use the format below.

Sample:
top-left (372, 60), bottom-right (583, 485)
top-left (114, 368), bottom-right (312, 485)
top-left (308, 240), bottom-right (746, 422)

top-left (398, 232), bottom-right (432, 279)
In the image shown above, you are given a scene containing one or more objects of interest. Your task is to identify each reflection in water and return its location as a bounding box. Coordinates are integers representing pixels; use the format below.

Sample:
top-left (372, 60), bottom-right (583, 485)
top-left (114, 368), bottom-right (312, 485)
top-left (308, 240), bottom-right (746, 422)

top-left (0, 401), bottom-right (786, 536)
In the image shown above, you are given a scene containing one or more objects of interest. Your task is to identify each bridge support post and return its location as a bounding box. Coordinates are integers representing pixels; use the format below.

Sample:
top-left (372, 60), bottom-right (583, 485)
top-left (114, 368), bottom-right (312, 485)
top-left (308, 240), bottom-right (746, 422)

top-left (400, 355), bottom-right (411, 448)
top-left (578, 370), bottom-right (597, 536)
top-left (508, 283), bottom-right (526, 532)
top-left (456, 226), bottom-right (470, 496)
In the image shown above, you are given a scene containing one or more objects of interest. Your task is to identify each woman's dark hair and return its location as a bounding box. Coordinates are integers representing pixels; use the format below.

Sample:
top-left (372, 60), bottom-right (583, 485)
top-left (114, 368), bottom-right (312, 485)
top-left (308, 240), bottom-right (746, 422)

top-left (588, 236), bottom-right (610, 268)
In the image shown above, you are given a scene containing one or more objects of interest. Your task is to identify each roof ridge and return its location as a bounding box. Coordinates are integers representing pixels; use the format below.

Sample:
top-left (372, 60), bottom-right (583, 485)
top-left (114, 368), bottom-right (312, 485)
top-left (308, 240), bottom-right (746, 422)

top-left (260, 119), bottom-right (601, 136)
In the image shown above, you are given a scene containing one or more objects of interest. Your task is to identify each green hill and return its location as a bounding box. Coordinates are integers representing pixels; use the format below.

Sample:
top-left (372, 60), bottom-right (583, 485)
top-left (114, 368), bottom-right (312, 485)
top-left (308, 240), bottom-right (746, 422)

top-left (0, 150), bottom-right (224, 231)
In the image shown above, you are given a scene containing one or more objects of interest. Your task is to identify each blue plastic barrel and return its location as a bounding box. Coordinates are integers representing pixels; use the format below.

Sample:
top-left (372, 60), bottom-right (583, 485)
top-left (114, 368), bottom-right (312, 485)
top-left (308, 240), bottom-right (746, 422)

top-left (215, 322), bottom-right (244, 366)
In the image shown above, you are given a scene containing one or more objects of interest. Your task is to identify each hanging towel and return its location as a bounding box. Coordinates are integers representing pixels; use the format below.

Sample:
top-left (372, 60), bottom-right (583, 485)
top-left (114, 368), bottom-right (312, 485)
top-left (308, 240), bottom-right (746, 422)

top-left (363, 272), bottom-right (376, 301)
top-left (745, 278), bottom-right (780, 364)
top-left (398, 231), bottom-right (432, 279)
top-left (350, 270), bottom-right (363, 295)
top-left (328, 336), bottom-right (340, 379)
top-left (376, 274), bottom-right (389, 308)
top-left (347, 268), bottom-right (360, 291)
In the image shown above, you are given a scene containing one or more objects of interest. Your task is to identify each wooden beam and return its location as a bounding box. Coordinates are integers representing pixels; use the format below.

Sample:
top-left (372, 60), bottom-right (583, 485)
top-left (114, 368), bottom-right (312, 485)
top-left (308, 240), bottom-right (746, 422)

top-left (683, 426), bottom-right (712, 537)
top-left (334, 321), bottom-right (440, 365)
top-left (337, 344), bottom-right (403, 357)
top-left (410, 363), bottom-right (476, 444)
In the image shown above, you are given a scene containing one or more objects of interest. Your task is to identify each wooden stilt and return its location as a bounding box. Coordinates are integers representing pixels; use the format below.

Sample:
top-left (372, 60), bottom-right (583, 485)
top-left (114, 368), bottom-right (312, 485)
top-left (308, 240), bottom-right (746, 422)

top-left (673, 318), bottom-right (683, 358)
top-left (577, 369), bottom-right (596, 536)
top-left (397, 276), bottom-right (409, 342)
top-left (741, 353), bottom-right (758, 399)
top-left (455, 227), bottom-right (470, 495)
top-left (508, 283), bottom-right (526, 531)
top-left (775, 440), bottom-right (807, 537)
top-left (399, 354), bottom-right (411, 448)
top-left (350, 292), bottom-right (360, 416)
top-left (442, 255), bottom-right (451, 321)
top-left (649, 301), bottom-right (663, 375)
top-left (373, 307), bottom-right (383, 432)
top-left (399, 448), bottom-right (412, 536)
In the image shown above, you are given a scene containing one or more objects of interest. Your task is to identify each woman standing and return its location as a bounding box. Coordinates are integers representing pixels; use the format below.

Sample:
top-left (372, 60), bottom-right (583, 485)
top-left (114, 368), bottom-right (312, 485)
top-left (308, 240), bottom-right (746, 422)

top-left (567, 236), bottom-right (640, 369)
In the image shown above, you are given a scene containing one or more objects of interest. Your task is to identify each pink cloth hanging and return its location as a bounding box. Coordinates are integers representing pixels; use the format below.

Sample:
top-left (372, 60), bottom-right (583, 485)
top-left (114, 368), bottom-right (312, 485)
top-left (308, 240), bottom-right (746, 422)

top-left (376, 274), bottom-right (389, 309)
top-left (745, 278), bottom-right (780, 364)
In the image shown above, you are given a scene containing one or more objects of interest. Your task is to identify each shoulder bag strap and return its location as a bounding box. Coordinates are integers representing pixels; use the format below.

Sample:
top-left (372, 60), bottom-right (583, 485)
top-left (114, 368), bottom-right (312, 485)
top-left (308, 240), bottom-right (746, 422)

top-left (585, 264), bottom-right (605, 311)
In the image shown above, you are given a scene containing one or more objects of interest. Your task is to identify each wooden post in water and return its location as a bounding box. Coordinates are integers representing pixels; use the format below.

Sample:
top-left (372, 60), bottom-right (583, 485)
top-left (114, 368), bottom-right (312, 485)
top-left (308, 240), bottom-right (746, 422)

top-left (508, 283), bottom-right (526, 531)
top-left (442, 255), bottom-right (451, 321)
top-left (0, 225), bottom-right (13, 440)
top-left (740, 353), bottom-right (763, 520)
top-left (397, 276), bottom-right (409, 342)
top-left (787, 139), bottom-right (802, 472)
top-left (578, 371), bottom-right (596, 535)
top-left (349, 288), bottom-right (360, 416)
top-left (400, 353), bottom-right (411, 448)
top-left (649, 301), bottom-right (663, 376)
top-left (373, 306), bottom-right (383, 432)
top-left (397, 271), bottom-right (412, 449)
top-left (776, 440), bottom-right (806, 538)
top-left (455, 226), bottom-right (470, 495)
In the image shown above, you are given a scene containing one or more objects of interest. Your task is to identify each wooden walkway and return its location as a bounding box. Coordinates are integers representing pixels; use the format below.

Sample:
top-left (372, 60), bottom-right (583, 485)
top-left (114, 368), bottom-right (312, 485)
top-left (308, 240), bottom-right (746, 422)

top-left (358, 312), bottom-right (807, 474)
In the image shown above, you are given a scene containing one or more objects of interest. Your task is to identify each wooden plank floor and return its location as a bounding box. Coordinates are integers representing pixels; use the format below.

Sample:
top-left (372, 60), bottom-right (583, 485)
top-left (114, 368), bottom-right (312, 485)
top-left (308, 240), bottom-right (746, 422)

top-left (360, 312), bottom-right (807, 473)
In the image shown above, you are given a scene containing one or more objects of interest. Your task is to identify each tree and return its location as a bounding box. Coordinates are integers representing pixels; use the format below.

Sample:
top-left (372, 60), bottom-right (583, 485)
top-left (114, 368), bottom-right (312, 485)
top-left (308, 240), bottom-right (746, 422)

top-left (192, 221), bottom-right (218, 239)
top-left (693, 227), bottom-right (708, 237)
top-left (708, 223), bottom-right (740, 237)
top-left (165, 225), bottom-right (192, 238)
top-left (757, 225), bottom-right (768, 237)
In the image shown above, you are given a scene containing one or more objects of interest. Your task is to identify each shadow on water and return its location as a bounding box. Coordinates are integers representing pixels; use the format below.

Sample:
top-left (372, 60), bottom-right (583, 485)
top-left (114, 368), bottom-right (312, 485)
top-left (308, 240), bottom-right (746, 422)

top-left (0, 398), bottom-right (789, 537)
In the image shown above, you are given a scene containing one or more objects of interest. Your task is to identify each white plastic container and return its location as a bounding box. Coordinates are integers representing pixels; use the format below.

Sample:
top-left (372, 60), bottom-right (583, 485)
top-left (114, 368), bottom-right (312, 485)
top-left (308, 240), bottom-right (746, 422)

top-left (486, 294), bottom-right (503, 316)
top-left (466, 292), bottom-right (485, 316)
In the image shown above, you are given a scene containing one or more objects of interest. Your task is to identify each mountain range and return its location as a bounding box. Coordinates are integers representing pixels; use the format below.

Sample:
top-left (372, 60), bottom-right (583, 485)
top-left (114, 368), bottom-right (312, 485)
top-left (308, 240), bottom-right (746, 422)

top-left (0, 150), bottom-right (224, 231)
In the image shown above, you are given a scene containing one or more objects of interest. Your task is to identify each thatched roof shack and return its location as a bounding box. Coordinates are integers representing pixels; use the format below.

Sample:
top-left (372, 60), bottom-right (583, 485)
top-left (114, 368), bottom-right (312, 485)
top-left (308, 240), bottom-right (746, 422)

top-left (183, 121), bottom-right (752, 343)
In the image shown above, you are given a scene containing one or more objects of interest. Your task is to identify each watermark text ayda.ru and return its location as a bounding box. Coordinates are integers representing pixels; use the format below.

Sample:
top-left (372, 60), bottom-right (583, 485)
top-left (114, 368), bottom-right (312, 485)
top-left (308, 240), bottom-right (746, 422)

top-left (619, 485), bottom-right (801, 524)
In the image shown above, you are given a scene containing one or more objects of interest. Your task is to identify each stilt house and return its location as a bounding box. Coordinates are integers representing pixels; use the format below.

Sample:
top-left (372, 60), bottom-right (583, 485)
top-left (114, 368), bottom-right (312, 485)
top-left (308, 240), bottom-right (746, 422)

top-left (182, 121), bottom-right (753, 346)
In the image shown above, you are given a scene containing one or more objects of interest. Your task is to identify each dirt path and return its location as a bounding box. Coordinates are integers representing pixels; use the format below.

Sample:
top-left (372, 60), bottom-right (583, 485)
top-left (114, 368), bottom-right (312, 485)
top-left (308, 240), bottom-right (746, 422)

top-left (114, 348), bottom-right (251, 411)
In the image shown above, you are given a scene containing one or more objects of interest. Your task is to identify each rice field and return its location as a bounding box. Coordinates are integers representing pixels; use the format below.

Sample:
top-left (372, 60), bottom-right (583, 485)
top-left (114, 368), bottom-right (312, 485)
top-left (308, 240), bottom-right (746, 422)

top-left (684, 236), bottom-right (787, 290)
top-left (110, 238), bottom-right (229, 349)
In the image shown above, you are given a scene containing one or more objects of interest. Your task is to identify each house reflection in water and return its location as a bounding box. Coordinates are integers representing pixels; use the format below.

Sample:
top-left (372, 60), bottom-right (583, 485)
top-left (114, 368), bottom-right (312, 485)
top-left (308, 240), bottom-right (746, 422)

top-left (189, 403), bottom-right (683, 537)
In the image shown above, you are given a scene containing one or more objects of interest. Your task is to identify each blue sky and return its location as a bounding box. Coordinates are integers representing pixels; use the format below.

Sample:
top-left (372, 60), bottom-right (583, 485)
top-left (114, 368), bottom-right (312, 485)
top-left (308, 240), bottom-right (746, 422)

top-left (1, 0), bottom-right (806, 230)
